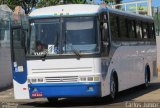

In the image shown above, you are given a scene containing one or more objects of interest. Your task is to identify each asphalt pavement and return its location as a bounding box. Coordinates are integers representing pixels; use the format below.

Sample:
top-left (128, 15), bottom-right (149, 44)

top-left (0, 79), bottom-right (160, 108)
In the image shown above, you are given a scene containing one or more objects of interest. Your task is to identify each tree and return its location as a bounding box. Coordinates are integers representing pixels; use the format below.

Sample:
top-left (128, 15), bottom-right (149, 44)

top-left (0, 0), bottom-right (22, 10)
top-left (0, 0), bottom-right (123, 14)
top-left (36, 0), bottom-right (59, 8)
top-left (68, 0), bottom-right (86, 4)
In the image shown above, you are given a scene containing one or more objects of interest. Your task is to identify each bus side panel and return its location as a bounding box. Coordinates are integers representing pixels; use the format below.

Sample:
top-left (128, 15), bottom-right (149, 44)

top-left (97, 58), bottom-right (110, 97)
top-left (107, 45), bottom-right (156, 92)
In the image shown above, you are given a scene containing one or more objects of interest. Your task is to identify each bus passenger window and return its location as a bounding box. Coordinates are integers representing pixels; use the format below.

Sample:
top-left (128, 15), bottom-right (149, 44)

top-left (119, 16), bottom-right (127, 39)
top-left (110, 13), bottom-right (119, 40)
top-left (148, 23), bottom-right (155, 39)
top-left (142, 23), bottom-right (148, 39)
top-left (136, 21), bottom-right (142, 39)
top-left (128, 20), bottom-right (136, 39)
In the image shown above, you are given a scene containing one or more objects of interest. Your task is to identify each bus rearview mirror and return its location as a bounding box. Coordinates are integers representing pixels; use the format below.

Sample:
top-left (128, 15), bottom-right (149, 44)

top-left (103, 41), bottom-right (109, 47)
top-left (103, 23), bottom-right (107, 30)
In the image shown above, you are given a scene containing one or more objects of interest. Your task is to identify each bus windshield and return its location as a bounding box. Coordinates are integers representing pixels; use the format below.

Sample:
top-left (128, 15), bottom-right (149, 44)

top-left (29, 16), bottom-right (99, 56)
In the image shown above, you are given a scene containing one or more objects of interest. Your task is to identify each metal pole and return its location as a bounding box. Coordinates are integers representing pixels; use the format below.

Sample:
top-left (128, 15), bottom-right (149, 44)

top-left (60, 0), bottom-right (64, 4)
top-left (136, 3), bottom-right (138, 14)
top-left (158, 7), bottom-right (160, 36)
top-left (148, 0), bottom-right (152, 16)
top-left (125, 4), bottom-right (127, 11)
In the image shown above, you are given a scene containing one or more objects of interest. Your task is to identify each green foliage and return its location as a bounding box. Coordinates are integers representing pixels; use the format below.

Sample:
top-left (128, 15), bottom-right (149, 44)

top-left (0, 0), bottom-right (123, 12)
top-left (104, 0), bottom-right (114, 3)
top-left (36, 0), bottom-right (59, 8)
top-left (0, 0), bottom-right (22, 10)
top-left (69, 0), bottom-right (86, 4)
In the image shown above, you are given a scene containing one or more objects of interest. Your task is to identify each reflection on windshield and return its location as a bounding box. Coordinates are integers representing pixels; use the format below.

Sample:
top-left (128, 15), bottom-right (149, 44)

top-left (29, 17), bottom-right (99, 56)
top-left (30, 19), bottom-right (60, 55)
top-left (64, 17), bottom-right (98, 54)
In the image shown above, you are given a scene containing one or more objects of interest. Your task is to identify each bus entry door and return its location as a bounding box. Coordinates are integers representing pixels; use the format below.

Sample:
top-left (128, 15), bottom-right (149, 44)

top-left (11, 27), bottom-right (29, 99)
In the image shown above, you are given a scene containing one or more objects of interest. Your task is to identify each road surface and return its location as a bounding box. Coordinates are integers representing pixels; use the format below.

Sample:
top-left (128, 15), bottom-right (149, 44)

top-left (0, 80), bottom-right (160, 108)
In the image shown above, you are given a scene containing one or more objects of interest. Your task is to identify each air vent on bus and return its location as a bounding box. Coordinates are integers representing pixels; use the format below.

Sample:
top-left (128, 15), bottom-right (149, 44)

top-left (31, 67), bottom-right (93, 73)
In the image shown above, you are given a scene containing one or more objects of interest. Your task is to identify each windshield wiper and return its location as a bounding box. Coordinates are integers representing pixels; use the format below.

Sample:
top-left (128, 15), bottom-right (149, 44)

top-left (65, 31), bottom-right (81, 59)
top-left (70, 46), bottom-right (81, 60)
top-left (41, 50), bottom-right (48, 61)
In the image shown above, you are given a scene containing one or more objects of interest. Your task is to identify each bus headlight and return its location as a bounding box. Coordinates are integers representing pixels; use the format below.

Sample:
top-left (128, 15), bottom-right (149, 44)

top-left (88, 77), bottom-right (94, 81)
top-left (28, 78), bottom-right (44, 84)
top-left (94, 76), bottom-right (100, 81)
top-left (37, 78), bottom-right (43, 83)
top-left (80, 77), bottom-right (87, 81)
top-left (31, 79), bottom-right (37, 83)
top-left (79, 76), bottom-right (100, 82)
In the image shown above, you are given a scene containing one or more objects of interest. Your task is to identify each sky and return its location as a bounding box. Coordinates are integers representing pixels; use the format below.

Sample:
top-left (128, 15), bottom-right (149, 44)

top-left (123, 0), bottom-right (160, 7)
top-left (95, 0), bottom-right (160, 7)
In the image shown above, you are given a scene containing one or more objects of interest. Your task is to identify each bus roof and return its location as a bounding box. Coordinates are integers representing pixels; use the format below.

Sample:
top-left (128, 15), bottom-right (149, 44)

top-left (29, 4), bottom-right (105, 18)
top-left (29, 4), bottom-right (153, 22)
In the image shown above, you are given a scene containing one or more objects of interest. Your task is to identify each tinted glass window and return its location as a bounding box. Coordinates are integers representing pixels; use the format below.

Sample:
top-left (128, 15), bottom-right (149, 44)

top-left (119, 16), bottom-right (127, 39)
top-left (136, 21), bottom-right (143, 39)
top-left (128, 20), bottom-right (136, 39)
top-left (110, 13), bottom-right (119, 39)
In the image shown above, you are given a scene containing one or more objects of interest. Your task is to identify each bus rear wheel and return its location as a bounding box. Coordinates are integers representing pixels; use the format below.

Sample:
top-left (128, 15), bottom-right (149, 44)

top-left (144, 72), bottom-right (149, 88)
top-left (109, 74), bottom-right (118, 100)
top-left (47, 98), bottom-right (58, 103)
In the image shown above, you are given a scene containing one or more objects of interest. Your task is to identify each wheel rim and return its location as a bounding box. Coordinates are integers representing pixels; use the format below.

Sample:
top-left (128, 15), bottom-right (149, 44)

top-left (110, 76), bottom-right (116, 99)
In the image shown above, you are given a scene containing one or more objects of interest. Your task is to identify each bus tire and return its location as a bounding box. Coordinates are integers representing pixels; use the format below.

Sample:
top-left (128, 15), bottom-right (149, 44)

top-left (144, 65), bottom-right (150, 88)
top-left (47, 98), bottom-right (58, 103)
top-left (109, 72), bottom-right (118, 100)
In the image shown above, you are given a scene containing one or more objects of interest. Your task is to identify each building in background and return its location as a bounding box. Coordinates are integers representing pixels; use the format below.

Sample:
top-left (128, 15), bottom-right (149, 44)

top-left (0, 5), bottom-right (13, 90)
top-left (0, 4), bottom-right (28, 90)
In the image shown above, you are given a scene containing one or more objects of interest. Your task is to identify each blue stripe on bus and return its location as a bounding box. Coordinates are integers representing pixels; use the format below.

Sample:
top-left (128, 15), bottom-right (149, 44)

top-left (12, 63), bottom-right (27, 84)
top-left (28, 82), bottom-right (101, 98)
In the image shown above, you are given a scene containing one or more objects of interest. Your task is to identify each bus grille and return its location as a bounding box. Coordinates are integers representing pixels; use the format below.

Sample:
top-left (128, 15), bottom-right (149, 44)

top-left (45, 76), bottom-right (79, 83)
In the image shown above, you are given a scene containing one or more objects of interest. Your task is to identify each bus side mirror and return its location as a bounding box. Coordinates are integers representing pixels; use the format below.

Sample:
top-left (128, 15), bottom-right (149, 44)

top-left (103, 23), bottom-right (107, 30)
top-left (101, 41), bottom-right (109, 56)
top-left (102, 41), bottom-right (109, 47)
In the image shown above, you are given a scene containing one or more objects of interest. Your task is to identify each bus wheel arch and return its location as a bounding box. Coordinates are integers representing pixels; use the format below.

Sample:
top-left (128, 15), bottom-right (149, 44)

top-left (109, 70), bottom-right (119, 100)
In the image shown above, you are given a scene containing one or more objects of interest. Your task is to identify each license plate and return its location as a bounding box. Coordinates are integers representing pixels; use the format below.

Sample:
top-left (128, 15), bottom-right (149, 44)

top-left (32, 92), bottom-right (43, 97)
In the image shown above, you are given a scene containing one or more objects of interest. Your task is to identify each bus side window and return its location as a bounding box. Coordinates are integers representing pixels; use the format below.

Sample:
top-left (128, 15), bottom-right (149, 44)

top-left (110, 13), bottom-right (119, 40)
top-left (148, 23), bottom-right (155, 39)
top-left (142, 23), bottom-right (148, 39)
top-left (100, 13), bottom-right (109, 42)
top-left (127, 19), bottom-right (136, 39)
top-left (136, 21), bottom-right (143, 39)
top-left (100, 12), bottom-right (109, 56)
top-left (119, 16), bottom-right (127, 39)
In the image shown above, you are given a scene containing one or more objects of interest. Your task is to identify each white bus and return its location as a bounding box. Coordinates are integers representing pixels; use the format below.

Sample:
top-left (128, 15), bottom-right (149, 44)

top-left (11, 4), bottom-right (156, 102)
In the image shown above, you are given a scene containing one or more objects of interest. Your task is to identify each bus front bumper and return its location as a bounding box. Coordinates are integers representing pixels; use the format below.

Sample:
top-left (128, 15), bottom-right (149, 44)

top-left (28, 82), bottom-right (101, 98)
